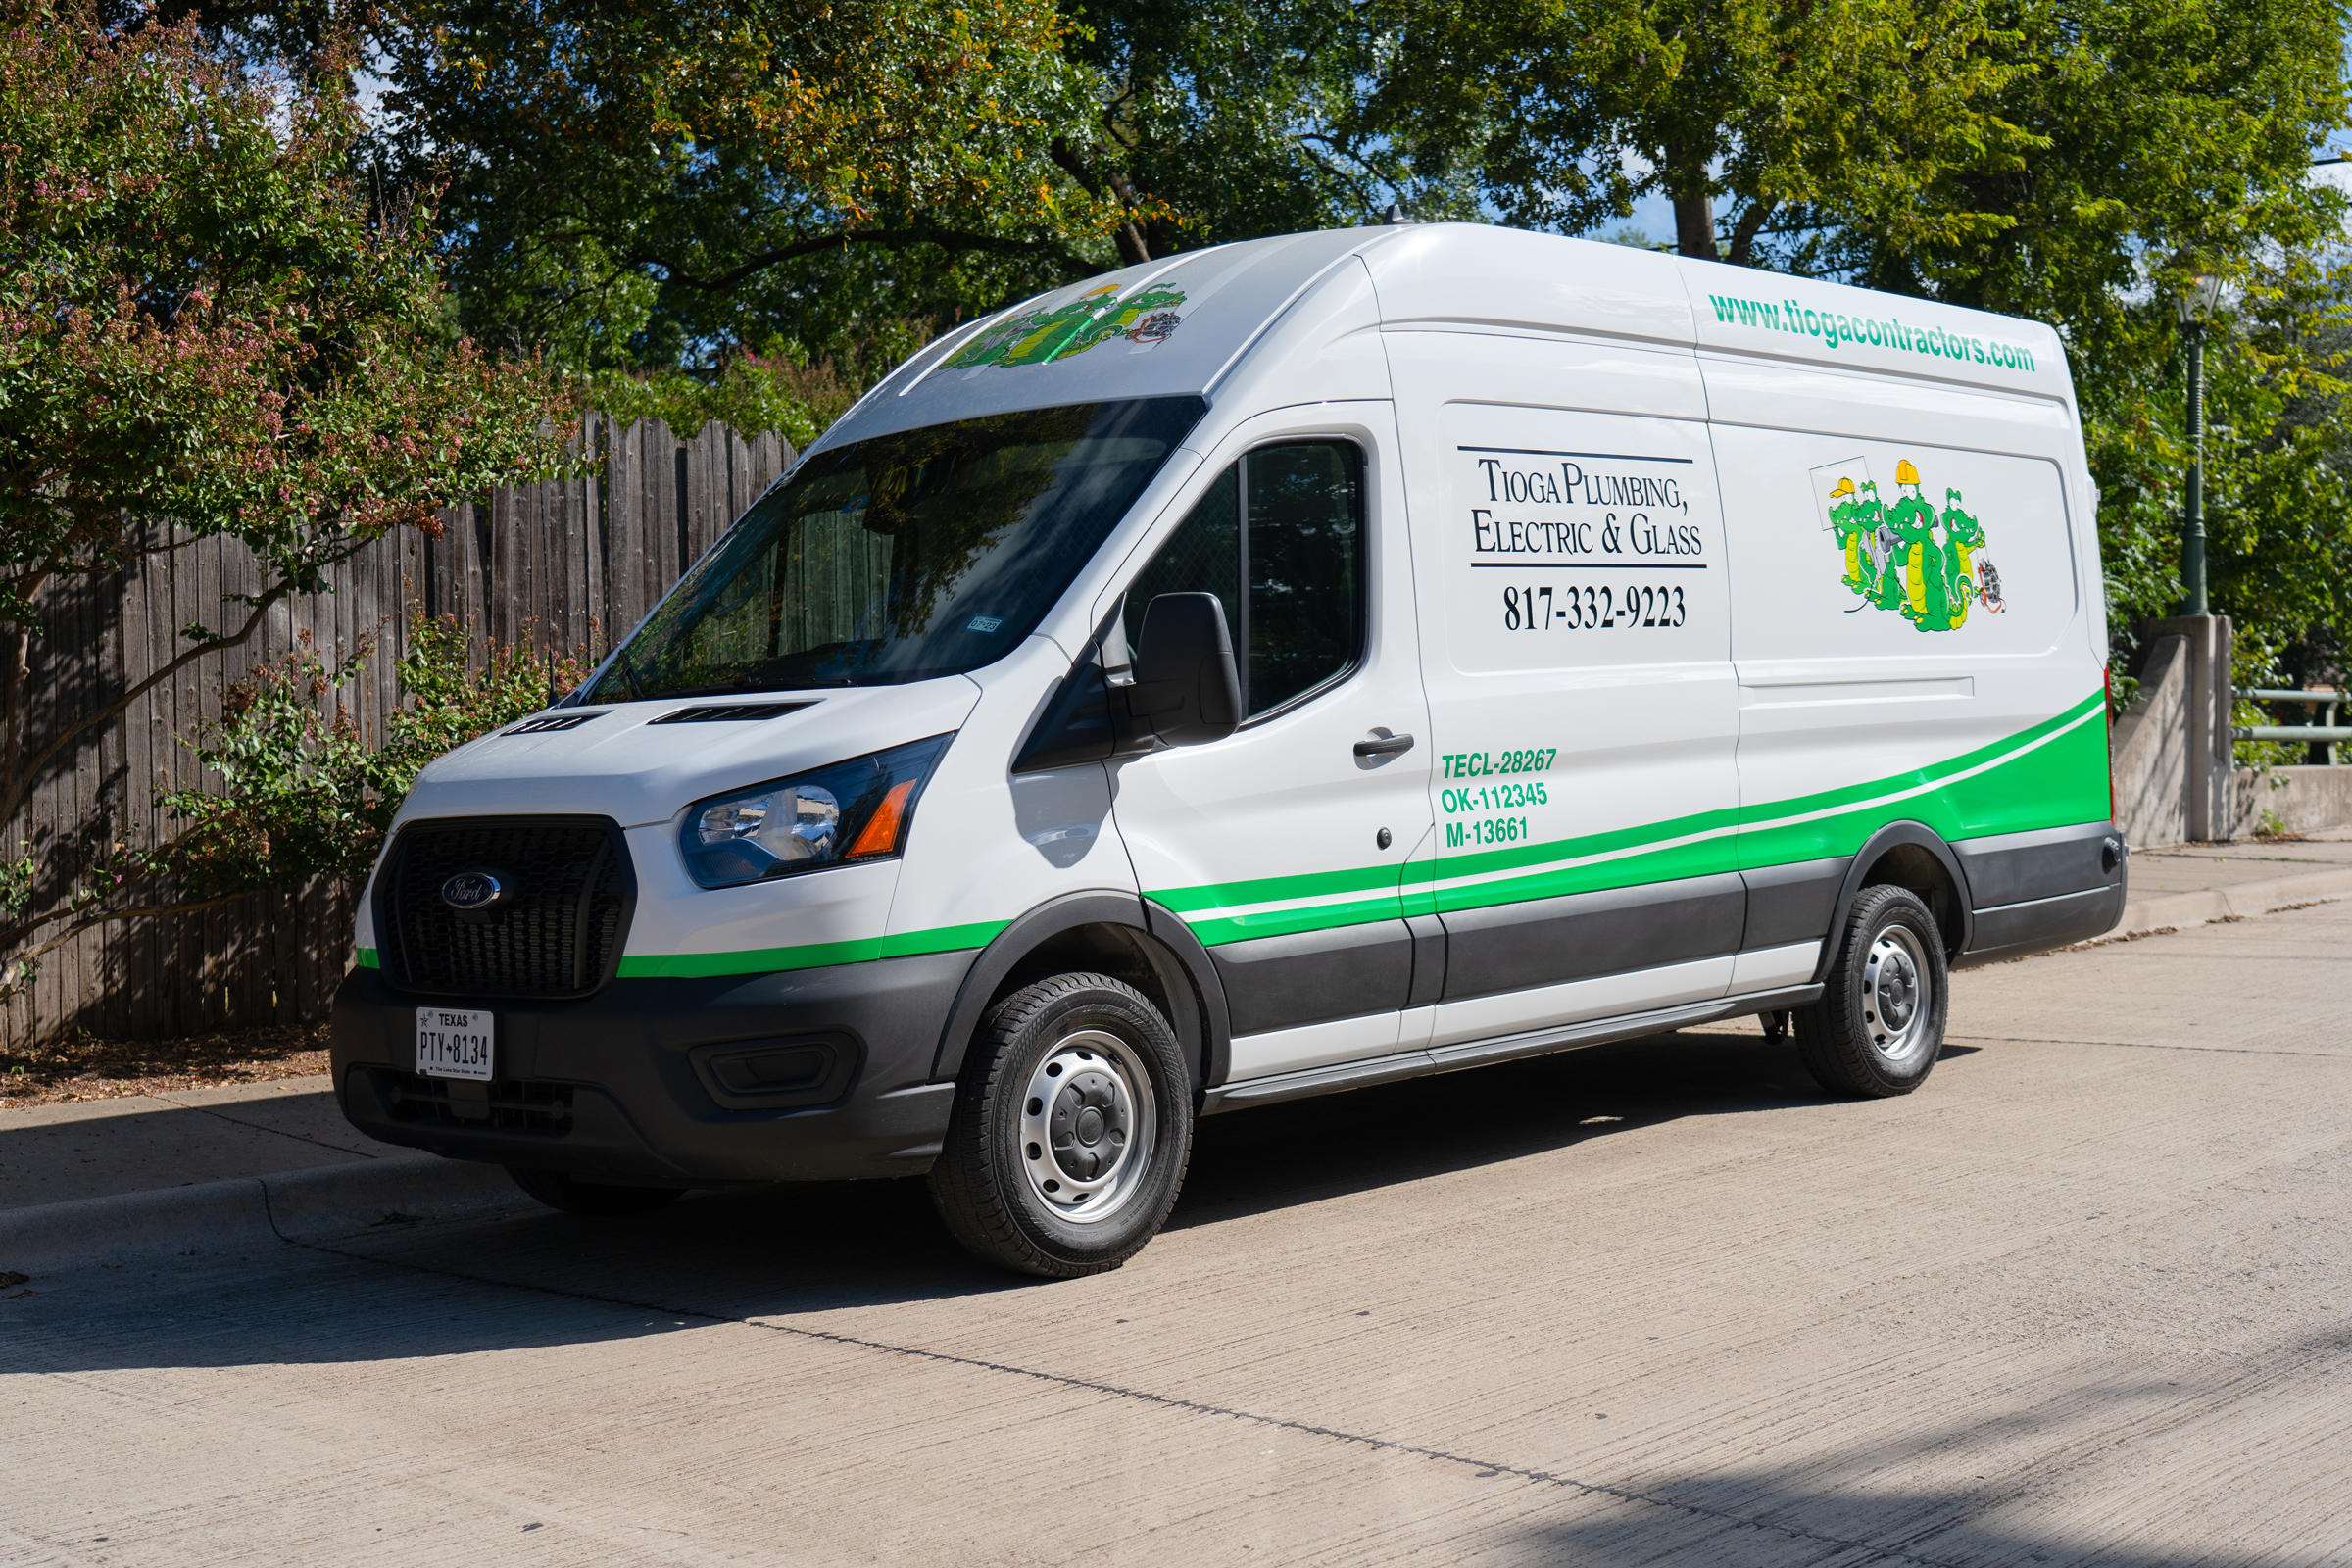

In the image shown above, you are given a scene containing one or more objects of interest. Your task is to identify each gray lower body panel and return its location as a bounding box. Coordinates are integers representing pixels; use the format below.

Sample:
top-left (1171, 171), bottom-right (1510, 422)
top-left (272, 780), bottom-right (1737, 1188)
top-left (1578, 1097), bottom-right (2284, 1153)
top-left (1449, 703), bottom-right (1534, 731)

top-left (1206, 983), bottom-right (1823, 1112)
top-left (1953, 820), bottom-right (2126, 966)
top-left (1210, 918), bottom-right (1416, 1036)
top-left (1439, 872), bottom-right (1747, 1002)
top-left (330, 952), bottom-right (974, 1184)
top-left (1956, 883), bottom-right (2128, 968)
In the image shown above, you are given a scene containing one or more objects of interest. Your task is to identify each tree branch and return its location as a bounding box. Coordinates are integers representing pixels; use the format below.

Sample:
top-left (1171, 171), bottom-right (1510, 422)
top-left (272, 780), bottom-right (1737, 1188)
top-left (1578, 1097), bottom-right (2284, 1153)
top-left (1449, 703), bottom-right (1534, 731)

top-left (2, 889), bottom-right (267, 976)
top-left (640, 224), bottom-right (1102, 294)
top-left (1727, 200), bottom-right (1775, 269)
top-left (1051, 139), bottom-right (1151, 265)
top-left (0, 530), bottom-right (377, 830)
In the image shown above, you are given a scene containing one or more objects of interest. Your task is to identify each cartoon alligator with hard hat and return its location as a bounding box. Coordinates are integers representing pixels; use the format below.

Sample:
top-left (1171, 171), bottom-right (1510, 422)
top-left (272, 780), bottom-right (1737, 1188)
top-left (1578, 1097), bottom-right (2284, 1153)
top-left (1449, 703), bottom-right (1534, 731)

top-left (1820, 459), bottom-right (2004, 631)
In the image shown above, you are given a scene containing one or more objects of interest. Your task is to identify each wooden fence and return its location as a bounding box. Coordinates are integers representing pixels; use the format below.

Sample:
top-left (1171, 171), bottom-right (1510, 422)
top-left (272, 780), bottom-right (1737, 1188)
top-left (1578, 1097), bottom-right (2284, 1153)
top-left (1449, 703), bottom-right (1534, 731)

top-left (4, 415), bottom-right (794, 1048)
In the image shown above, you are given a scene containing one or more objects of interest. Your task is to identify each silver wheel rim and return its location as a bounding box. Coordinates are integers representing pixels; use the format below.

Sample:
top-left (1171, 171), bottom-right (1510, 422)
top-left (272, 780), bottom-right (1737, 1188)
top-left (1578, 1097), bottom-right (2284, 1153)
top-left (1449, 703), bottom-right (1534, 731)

top-left (1861, 923), bottom-right (1936, 1070)
top-left (1017, 1029), bottom-right (1158, 1225)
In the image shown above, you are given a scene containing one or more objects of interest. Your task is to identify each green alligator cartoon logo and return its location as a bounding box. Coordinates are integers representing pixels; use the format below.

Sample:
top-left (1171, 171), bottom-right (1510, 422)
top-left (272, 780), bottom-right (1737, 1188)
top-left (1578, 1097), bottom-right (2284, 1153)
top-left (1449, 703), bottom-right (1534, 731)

top-left (946, 283), bottom-right (1187, 369)
top-left (1821, 458), bottom-right (2004, 631)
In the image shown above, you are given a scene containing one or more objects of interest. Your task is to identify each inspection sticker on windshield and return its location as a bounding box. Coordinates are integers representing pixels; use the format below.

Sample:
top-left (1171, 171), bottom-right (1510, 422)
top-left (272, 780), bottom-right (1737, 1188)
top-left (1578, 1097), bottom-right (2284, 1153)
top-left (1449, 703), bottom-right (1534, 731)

top-left (416, 1007), bottom-right (494, 1080)
top-left (965, 614), bottom-right (1004, 634)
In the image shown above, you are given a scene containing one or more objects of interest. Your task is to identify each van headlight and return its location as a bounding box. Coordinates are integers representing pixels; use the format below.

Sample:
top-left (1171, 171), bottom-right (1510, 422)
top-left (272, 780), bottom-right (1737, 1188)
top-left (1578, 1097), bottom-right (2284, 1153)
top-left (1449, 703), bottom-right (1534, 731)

top-left (679, 735), bottom-right (953, 889)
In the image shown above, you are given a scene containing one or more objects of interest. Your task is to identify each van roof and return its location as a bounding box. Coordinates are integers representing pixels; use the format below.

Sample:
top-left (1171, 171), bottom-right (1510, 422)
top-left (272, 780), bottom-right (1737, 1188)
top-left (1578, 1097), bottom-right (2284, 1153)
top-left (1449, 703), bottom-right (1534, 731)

top-left (814, 224), bottom-right (2074, 453)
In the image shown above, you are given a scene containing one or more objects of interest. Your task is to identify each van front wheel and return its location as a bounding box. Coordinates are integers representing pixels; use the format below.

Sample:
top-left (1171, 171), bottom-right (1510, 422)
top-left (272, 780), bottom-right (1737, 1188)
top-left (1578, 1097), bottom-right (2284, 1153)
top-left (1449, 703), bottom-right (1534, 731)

top-left (929, 972), bottom-right (1194, 1279)
top-left (1793, 884), bottom-right (1949, 1098)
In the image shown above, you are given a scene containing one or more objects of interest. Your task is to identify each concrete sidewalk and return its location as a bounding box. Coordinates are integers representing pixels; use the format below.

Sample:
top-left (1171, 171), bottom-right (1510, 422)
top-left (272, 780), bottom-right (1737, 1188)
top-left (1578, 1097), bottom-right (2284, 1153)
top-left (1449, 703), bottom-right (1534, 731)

top-left (5, 828), bottom-right (2351, 1274)
top-left (2113, 827), bottom-right (2352, 934)
top-left (0, 1076), bottom-right (382, 1212)
top-left (0, 1076), bottom-right (524, 1272)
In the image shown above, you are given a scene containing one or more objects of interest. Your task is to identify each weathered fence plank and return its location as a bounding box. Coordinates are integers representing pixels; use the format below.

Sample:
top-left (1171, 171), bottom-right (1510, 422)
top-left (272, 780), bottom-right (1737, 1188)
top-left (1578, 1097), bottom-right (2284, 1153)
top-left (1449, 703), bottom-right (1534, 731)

top-left (3, 416), bottom-right (796, 1047)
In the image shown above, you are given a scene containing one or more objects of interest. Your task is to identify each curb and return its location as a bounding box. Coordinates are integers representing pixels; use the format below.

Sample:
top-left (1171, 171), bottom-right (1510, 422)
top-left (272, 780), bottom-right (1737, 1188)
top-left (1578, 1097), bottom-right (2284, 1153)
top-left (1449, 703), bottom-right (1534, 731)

top-left (0, 1152), bottom-right (526, 1277)
top-left (2112, 864), bottom-right (2352, 939)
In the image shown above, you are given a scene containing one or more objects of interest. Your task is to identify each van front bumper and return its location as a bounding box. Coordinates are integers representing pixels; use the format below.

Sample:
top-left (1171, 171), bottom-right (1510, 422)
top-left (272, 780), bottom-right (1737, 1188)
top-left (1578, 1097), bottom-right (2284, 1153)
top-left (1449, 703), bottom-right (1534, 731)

top-left (329, 953), bottom-right (974, 1186)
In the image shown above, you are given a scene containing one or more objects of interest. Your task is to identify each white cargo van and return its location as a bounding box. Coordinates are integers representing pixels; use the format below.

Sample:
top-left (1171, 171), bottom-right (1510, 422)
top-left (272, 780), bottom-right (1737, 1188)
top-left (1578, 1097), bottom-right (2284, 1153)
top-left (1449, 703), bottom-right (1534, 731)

top-left (333, 223), bottom-right (2125, 1276)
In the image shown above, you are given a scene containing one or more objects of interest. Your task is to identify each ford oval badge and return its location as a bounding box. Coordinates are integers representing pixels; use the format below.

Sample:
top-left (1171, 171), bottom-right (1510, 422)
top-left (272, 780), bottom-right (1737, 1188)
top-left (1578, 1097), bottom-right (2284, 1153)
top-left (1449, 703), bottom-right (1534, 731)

top-left (440, 870), bottom-right (508, 912)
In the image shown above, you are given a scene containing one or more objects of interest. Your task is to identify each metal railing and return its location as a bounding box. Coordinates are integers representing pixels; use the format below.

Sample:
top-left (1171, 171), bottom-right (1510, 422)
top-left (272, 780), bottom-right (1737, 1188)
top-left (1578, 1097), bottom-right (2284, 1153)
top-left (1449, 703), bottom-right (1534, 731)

top-left (2233, 688), bottom-right (2349, 761)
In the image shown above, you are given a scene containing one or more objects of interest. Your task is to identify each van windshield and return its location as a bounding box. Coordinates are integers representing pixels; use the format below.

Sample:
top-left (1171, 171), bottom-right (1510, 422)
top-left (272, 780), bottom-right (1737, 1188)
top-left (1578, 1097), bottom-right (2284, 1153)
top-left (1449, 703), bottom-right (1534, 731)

top-left (584, 396), bottom-right (1207, 699)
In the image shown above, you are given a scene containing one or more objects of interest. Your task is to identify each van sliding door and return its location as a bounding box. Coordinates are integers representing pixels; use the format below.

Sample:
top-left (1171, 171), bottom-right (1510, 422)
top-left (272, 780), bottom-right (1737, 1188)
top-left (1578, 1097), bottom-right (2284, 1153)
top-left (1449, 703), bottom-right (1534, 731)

top-left (1700, 360), bottom-right (2100, 976)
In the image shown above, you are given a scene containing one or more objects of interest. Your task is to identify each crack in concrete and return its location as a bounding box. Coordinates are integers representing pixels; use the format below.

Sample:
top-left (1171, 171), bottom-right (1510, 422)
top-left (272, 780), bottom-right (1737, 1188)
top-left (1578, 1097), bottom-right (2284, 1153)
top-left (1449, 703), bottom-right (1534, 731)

top-left (1946, 1033), bottom-right (2352, 1060)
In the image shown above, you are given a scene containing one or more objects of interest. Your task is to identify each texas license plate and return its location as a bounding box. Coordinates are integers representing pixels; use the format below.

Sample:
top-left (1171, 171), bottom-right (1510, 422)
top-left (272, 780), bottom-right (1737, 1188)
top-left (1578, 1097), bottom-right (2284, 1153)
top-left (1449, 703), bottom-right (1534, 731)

top-left (415, 1007), bottom-right (494, 1080)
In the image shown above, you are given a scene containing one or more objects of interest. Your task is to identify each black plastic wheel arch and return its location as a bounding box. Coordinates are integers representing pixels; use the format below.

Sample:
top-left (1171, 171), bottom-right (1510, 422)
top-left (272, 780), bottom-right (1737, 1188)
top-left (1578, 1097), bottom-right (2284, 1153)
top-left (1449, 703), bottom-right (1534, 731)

top-left (1811, 820), bottom-right (1973, 982)
top-left (928, 891), bottom-right (1233, 1093)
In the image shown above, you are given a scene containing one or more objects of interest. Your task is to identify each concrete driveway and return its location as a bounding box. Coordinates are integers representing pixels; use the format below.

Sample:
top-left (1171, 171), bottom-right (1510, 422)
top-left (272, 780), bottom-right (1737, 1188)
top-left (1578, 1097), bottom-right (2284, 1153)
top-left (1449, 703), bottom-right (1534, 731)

top-left (4, 903), bottom-right (2348, 1566)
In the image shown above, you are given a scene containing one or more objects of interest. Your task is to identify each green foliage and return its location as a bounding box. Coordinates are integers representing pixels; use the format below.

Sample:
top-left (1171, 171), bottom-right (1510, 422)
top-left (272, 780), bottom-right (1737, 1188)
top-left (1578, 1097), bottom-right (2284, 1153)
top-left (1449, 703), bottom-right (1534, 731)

top-left (1370, 0), bottom-right (2036, 264)
top-left (366, 0), bottom-right (1128, 370)
top-left (576, 329), bottom-right (931, 450)
top-left (0, 1), bottom-right (576, 615)
top-left (1364, 0), bottom-right (2352, 678)
top-left (163, 615), bottom-right (593, 898)
top-left (162, 636), bottom-right (380, 895)
top-left (1054, 0), bottom-right (1479, 262)
top-left (0, 0), bottom-right (577, 840)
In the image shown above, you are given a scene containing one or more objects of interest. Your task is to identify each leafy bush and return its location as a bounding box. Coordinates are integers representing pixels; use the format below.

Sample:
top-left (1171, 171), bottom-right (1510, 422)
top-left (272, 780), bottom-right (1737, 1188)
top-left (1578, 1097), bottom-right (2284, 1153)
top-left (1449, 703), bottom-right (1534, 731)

top-left (0, 1), bottom-right (573, 986)
top-left (166, 613), bottom-right (595, 895)
top-left (577, 326), bottom-right (934, 450)
top-left (0, 611), bottom-right (589, 995)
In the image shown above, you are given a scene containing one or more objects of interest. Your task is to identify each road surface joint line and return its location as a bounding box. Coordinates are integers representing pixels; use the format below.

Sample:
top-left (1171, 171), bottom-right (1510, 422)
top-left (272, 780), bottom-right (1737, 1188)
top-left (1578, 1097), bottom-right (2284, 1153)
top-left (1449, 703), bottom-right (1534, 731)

top-left (1945, 1033), bottom-right (2352, 1060)
top-left (292, 1234), bottom-right (1981, 1568)
top-left (164, 1098), bottom-right (393, 1159)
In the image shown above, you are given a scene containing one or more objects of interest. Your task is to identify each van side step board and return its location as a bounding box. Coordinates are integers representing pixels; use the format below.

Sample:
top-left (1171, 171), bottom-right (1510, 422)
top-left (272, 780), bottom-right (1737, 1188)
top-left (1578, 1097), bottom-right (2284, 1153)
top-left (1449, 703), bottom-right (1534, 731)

top-left (1202, 984), bottom-right (1824, 1113)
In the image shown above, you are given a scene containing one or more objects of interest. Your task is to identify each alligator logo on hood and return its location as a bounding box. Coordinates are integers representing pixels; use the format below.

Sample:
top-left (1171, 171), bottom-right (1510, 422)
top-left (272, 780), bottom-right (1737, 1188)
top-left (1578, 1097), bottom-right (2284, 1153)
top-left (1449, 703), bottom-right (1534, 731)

top-left (946, 283), bottom-right (1187, 369)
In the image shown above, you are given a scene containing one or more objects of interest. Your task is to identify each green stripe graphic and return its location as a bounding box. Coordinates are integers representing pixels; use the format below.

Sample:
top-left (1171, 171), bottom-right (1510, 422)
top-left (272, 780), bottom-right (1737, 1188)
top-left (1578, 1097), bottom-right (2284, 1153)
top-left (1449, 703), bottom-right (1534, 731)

top-left (1161, 689), bottom-right (2107, 943)
top-left (475, 690), bottom-right (2105, 980)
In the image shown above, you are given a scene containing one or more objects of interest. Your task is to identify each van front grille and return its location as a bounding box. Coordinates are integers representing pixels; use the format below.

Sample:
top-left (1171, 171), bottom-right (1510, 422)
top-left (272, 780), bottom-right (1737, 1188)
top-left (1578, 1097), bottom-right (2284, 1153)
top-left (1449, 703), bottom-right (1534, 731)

top-left (378, 816), bottom-right (634, 999)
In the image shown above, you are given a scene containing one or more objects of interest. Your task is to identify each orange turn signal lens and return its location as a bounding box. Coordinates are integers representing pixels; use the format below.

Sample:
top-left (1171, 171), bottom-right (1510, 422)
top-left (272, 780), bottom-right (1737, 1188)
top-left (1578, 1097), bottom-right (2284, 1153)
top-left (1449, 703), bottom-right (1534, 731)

top-left (846, 779), bottom-right (917, 859)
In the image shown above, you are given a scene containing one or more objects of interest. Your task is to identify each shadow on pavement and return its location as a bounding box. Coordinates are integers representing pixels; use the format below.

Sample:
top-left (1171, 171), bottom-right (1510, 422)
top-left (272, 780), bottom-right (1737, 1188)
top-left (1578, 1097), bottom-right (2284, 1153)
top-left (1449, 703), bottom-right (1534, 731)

top-left (1512, 1472), bottom-right (2289, 1568)
top-left (3, 1023), bottom-right (1911, 1374)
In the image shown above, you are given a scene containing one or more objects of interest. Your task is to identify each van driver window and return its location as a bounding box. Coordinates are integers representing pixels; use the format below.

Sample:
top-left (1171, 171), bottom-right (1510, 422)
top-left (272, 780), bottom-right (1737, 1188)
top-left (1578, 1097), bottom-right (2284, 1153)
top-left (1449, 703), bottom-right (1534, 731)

top-left (1123, 441), bottom-right (1364, 718)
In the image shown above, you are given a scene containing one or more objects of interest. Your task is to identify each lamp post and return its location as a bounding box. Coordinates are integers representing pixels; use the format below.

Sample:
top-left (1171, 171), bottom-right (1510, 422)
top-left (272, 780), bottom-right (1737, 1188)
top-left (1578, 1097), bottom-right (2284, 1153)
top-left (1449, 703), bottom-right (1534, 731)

top-left (2176, 271), bottom-right (2225, 616)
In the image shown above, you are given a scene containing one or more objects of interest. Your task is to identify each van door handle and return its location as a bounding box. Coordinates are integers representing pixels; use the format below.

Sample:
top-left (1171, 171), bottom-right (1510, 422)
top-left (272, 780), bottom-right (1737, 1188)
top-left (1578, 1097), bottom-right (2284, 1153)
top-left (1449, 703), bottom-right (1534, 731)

top-left (1353, 731), bottom-right (1416, 759)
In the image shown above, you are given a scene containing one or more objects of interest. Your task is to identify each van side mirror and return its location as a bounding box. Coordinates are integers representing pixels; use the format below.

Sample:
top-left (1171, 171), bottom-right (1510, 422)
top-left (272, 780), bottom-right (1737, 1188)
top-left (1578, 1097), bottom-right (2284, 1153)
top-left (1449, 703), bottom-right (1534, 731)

top-left (1125, 592), bottom-right (1241, 748)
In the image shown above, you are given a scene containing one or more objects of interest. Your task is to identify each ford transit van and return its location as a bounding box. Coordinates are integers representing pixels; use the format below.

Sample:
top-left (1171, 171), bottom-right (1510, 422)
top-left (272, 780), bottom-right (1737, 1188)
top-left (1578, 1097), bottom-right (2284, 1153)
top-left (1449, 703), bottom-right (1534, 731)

top-left (332, 223), bottom-right (2126, 1276)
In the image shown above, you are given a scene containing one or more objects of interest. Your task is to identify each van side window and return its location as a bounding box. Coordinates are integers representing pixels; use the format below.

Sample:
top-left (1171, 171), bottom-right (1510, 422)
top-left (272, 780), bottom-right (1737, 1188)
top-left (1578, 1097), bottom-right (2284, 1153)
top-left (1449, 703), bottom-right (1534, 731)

top-left (1123, 441), bottom-right (1364, 718)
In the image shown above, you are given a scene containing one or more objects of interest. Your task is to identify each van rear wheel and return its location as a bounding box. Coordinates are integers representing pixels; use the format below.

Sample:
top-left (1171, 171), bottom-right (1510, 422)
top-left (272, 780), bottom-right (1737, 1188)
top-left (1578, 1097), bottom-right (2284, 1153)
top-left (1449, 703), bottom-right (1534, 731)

top-left (1793, 884), bottom-right (1949, 1098)
top-left (929, 972), bottom-right (1193, 1279)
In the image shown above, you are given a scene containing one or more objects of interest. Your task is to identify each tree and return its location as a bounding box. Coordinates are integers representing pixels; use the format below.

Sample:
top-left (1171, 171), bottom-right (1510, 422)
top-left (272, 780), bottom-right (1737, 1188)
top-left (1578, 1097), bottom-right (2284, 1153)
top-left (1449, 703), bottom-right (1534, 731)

top-left (1841, 0), bottom-right (2352, 662)
top-left (1369, 0), bottom-right (2352, 679)
top-left (0, 2), bottom-right (573, 983)
top-left (1052, 0), bottom-right (1477, 265)
top-left (1370, 0), bottom-right (2034, 265)
top-left (365, 0), bottom-right (1130, 370)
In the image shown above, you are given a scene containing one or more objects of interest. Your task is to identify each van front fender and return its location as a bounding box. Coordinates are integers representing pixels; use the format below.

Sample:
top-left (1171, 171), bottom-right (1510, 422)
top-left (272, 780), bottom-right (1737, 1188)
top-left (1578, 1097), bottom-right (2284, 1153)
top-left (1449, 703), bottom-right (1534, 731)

top-left (927, 891), bottom-right (1234, 1092)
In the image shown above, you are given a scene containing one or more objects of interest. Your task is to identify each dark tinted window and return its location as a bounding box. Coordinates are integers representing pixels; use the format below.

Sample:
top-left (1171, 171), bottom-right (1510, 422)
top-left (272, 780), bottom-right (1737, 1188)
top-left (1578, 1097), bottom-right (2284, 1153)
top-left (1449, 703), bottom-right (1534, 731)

top-left (587, 397), bottom-right (1206, 699)
top-left (1122, 441), bottom-right (1364, 718)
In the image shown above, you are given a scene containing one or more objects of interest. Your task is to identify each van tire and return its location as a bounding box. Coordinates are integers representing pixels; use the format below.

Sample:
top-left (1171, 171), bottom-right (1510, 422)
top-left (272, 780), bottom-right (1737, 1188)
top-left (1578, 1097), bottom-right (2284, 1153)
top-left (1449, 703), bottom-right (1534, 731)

top-left (506, 1165), bottom-right (687, 1217)
top-left (1793, 884), bottom-right (1949, 1098)
top-left (929, 972), bottom-right (1193, 1279)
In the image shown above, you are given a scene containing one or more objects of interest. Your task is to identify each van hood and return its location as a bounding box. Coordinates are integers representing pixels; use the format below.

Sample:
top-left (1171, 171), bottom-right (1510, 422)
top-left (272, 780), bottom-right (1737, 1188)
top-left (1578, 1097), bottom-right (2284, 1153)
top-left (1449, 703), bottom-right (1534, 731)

top-left (394, 677), bottom-right (983, 830)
